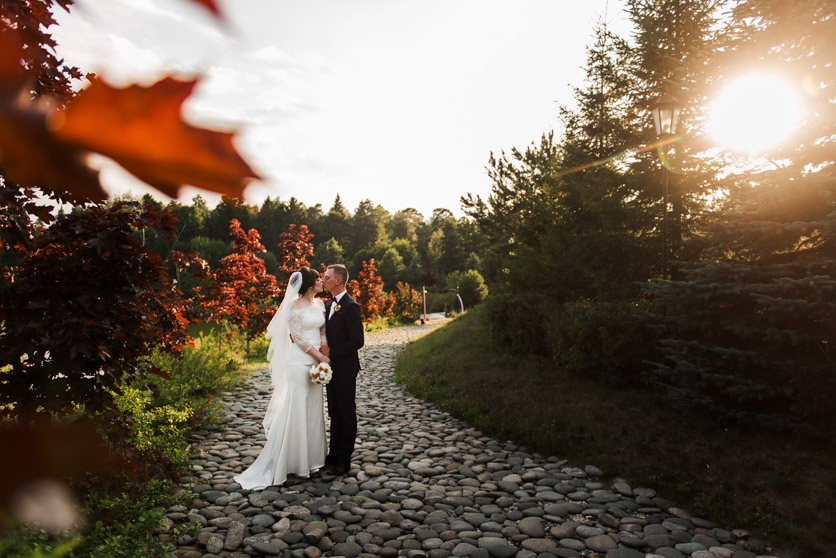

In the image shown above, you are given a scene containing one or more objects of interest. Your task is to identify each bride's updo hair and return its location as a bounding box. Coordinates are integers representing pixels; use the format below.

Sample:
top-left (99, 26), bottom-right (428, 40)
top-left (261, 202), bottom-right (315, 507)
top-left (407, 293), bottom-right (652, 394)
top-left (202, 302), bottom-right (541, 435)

top-left (297, 266), bottom-right (320, 295)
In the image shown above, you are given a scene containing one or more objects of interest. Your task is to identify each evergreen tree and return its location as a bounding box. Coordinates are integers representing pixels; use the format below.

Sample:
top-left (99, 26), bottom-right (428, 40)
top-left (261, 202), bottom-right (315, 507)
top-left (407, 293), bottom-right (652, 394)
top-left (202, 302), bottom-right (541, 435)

top-left (646, 0), bottom-right (836, 438)
top-left (166, 194), bottom-right (209, 243)
top-left (349, 199), bottom-right (387, 254)
top-left (255, 196), bottom-right (286, 250)
top-left (438, 219), bottom-right (467, 275)
top-left (625, 0), bottom-right (725, 267)
top-left (313, 237), bottom-right (345, 271)
top-left (464, 252), bottom-right (482, 273)
top-left (378, 246), bottom-right (405, 288)
top-left (313, 194), bottom-right (352, 250)
top-left (403, 255), bottom-right (424, 286)
top-left (387, 208), bottom-right (423, 243)
top-left (204, 196), bottom-right (258, 239)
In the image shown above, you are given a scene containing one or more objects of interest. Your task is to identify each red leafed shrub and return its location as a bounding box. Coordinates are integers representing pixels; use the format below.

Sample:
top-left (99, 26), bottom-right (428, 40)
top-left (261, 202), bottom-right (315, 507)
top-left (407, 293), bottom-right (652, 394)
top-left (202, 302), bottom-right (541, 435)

top-left (346, 279), bottom-right (360, 299)
top-left (168, 249), bottom-right (210, 320)
top-left (390, 281), bottom-right (421, 323)
top-left (196, 219), bottom-right (278, 352)
top-left (380, 292), bottom-right (395, 318)
top-left (0, 201), bottom-right (190, 424)
top-left (357, 259), bottom-right (384, 322)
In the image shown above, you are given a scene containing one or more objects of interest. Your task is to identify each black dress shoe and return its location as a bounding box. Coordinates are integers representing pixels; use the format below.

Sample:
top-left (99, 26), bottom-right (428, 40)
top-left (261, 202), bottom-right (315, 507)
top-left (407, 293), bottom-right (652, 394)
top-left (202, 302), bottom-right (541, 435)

top-left (325, 463), bottom-right (350, 475)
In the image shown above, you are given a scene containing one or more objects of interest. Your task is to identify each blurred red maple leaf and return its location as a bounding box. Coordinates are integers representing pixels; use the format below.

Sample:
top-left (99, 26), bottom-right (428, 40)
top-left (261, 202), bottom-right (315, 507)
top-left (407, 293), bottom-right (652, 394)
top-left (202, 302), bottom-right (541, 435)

top-left (0, 33), bottom-right (258, 204)
top-left (53, 77), bottom-right (259, 199)
top-left (188, 0), bottom-right (222, 18)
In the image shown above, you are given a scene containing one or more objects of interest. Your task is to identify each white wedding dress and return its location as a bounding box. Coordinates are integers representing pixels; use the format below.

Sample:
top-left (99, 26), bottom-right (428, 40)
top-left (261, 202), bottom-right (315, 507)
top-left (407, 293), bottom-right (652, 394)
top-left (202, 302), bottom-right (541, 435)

top-left (234, 298), bottom-right (327, 490)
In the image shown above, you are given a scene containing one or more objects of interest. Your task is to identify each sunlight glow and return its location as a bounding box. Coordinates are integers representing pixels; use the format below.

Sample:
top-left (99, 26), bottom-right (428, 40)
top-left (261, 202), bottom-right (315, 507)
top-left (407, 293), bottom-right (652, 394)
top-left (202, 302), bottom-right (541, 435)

top-left (709, 74), bottom-right (801, 154)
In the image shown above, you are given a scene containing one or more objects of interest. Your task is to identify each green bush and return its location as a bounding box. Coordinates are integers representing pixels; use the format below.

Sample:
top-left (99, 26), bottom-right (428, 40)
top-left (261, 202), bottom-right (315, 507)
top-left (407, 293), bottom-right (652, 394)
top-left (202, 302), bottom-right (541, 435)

top-left (79, 480), bottom-right (184, 558)
top-left (485, 293), bottom-right (550, 355)
top-left (112, 387), bottom-right (193, 467)
top-left (2, 326), bottom-right (247, 557)
top-left (546, 299), bottom-right (650, 385)
top-left (445, 269), bottom-right (489, 308)
top-left (151, 331), bottom-right (242, 410)
top-left (424, 289), bottom-right (456, 314)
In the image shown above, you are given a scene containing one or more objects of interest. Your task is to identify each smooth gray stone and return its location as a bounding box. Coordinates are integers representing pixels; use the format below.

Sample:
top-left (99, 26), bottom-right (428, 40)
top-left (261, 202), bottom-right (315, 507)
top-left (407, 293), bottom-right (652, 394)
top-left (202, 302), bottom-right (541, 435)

top-left (520, 538), bottom-right (556, 553)
top-left (476, 537), bottom-right (517, 558)
top-left (559, 539), bottom-right (586, 551)
top-left (584, 534), bottom-right (617, 552)
top-left (516, 517), bottom-right (545, 538)
top-left (655, 547), bottom-right (685, 558)
top-left (646, 535), bottom-right (678, 548)
top-left (251, 541), bottom-right (282, 555)
top-left (675, 542), bottom-right (707, 554)
top-left (692, 534), bottom-right (720, 548)
top-left (331, 541), bottom-right (363, 558)
top-left (251, 514), bottom-right (275, 527)
top-left (451, 542), bottom-right (478, 557)
top-left (604, 549), bottom-right (645, 558)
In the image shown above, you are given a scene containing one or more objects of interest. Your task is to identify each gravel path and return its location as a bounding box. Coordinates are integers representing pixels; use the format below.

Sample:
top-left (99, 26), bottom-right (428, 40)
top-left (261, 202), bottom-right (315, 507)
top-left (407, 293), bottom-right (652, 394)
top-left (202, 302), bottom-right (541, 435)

top-left (165, 324), bottom-right (779, 558)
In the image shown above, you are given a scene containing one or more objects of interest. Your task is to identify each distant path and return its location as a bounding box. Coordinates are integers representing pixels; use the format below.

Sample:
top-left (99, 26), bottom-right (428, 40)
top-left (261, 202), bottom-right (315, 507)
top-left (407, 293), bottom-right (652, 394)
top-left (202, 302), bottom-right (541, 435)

top-left (166, 324), bottom-right (779, 558)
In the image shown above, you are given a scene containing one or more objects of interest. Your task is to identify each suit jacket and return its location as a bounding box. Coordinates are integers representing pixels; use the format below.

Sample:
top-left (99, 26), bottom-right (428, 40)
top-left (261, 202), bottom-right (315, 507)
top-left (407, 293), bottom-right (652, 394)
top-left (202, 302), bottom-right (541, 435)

top-left (325, 294), bottom-right (364, 372)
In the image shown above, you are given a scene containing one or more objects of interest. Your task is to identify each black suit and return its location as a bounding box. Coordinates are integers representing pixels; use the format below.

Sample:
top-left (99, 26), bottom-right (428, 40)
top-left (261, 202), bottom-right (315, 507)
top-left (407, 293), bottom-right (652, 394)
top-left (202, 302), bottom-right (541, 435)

top-left (324, 293), bottom-right (364, 469)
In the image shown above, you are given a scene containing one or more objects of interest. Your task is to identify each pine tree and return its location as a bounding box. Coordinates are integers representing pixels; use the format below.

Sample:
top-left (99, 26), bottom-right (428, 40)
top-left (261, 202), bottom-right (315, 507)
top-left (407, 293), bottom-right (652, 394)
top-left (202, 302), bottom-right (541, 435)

top-left (625, 0), bottom-right (726, 267)
top-left (645, 0), bottom-right (836, 438)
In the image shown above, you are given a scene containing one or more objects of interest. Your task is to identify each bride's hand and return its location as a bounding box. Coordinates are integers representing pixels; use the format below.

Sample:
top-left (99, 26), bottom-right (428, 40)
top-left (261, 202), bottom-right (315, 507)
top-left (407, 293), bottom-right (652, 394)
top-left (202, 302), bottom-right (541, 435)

top-left (319, 354), bottom-right (331, 365)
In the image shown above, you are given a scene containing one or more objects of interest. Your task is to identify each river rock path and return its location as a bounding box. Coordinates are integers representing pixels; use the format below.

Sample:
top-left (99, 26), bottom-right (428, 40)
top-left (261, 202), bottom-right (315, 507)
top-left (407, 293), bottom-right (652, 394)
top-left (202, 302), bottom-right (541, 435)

top-left (165, 324), bottom-right (779, 558)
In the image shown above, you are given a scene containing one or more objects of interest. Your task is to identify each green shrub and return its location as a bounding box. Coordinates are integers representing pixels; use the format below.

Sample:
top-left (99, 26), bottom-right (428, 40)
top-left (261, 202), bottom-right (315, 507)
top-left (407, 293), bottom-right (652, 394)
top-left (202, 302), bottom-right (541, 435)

top-left (112, 386), bottom-right (193, 467)
top-left (424, 289), bottom-right (456, 314)
top-left (485, 293), bottom-right (550, 355)
top-left (546, 299), bottom-right (650, 385)
top-left (151, 332), bottom-right (242, 410)
top-left (78, 480), bottom-right (184, 558)
top-left (0, 532), bottom-right (82, 558)
top-left (445, 270), bottom-right (489, 308)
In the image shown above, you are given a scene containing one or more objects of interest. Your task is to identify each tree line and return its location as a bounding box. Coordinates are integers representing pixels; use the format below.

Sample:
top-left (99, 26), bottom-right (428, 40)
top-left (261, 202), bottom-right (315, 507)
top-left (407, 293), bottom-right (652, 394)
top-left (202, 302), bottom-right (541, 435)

top-left (133, 192), bottom-right (488, 310)
top-left (465, 0), bottom-right (834, 439)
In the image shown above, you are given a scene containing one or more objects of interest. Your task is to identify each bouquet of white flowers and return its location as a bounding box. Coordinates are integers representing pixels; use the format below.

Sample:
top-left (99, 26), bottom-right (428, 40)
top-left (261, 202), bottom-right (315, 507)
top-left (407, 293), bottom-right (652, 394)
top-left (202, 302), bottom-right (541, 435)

top-left (309, 362), bottom-right (332, 385)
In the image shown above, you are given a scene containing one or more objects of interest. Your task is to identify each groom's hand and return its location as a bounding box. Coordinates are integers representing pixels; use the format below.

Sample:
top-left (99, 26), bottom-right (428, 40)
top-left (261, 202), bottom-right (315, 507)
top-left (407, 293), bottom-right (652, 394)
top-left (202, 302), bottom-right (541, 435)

top-left (320, 343), bottom-right (330, 357)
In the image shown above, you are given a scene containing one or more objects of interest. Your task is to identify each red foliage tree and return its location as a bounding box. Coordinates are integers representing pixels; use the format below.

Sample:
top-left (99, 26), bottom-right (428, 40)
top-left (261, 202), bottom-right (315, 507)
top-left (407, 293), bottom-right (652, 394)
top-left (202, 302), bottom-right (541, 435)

top-left (0, 201), bottom-right (190, 424)
top-left (380, 291), bottom-right (395, 318)
top-left (390, 281), bottom-right (421, 323)
top-left (356, 259), bottom-right (384, 323)
top-left (346, 279), bottom-right (360, 299)
top-left (196, 219), bottom-right (278, 354)
top-left (275, 223), bottom-right (315, 289)
top-left (168, 249), bottom-right (210, 321)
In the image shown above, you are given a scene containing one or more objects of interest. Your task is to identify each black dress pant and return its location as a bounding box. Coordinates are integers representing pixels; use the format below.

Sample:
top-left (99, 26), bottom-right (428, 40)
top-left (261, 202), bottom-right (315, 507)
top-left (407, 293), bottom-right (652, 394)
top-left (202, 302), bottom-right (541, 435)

top-left (325, 367), bottom-right (357, 467)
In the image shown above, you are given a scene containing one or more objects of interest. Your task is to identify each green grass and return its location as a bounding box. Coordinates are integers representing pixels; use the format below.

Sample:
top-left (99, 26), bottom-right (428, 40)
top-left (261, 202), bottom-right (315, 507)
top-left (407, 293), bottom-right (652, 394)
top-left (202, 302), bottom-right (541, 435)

top-left (394, 304), bottom-right (836, 558)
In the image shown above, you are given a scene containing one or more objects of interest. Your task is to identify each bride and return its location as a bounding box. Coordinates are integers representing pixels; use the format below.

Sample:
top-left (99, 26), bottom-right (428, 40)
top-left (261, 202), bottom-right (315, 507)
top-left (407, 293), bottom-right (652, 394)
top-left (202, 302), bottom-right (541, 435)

top-left (234, 267), bottom-right (330, 490)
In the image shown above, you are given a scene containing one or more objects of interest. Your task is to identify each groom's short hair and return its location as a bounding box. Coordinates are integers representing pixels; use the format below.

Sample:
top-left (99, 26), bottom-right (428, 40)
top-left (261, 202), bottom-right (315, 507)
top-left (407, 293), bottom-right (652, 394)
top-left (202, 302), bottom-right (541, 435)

top-left (328, 264), bottom-right (349, 285)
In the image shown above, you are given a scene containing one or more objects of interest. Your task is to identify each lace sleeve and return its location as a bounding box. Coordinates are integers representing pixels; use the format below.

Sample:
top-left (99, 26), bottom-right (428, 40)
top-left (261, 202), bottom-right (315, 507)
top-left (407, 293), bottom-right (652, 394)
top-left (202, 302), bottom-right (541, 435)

top-left (289, 311), bottom-right (314, 353)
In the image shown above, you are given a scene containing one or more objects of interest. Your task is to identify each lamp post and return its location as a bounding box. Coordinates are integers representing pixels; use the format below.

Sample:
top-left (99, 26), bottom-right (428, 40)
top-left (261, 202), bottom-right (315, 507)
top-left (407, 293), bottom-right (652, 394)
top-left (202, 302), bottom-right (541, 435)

top-left (650, 94), bottom-right (682, 279)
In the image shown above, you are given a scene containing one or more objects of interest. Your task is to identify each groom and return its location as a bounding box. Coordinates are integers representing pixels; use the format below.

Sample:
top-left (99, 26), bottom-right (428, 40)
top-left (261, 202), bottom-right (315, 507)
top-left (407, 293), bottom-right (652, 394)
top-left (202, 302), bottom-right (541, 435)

top-left (322, 264), bottom-right (364, 475)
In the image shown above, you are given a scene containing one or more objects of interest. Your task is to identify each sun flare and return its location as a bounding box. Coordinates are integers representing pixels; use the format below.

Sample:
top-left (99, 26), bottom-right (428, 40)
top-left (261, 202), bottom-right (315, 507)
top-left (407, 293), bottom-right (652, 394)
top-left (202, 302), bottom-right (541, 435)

top-left (709, 74), bottom-right (801, 154)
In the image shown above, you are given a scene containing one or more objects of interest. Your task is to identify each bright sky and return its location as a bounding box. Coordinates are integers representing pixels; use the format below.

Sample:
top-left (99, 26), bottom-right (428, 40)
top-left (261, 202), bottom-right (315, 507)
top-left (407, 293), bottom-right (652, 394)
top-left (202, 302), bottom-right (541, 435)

top-left (53, 0), bottom-right (628, 218)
